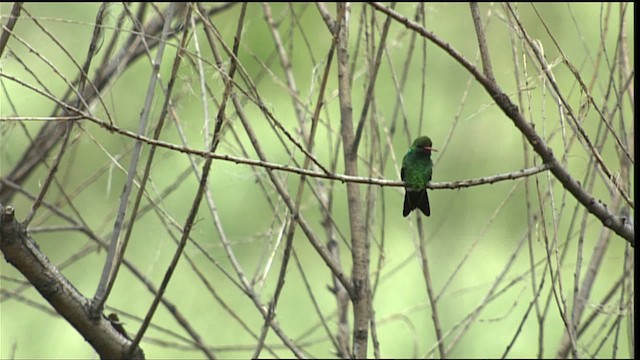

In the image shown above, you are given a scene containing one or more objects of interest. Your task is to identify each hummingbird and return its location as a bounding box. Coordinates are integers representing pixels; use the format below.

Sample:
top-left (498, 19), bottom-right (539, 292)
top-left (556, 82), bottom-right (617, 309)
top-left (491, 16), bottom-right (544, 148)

top-left (401, 136), bottom-right (436, 217)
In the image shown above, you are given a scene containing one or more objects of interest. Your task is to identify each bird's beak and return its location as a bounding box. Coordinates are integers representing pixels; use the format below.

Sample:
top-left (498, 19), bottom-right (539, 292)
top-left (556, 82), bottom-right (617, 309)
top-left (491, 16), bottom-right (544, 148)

top-left (425, 146), bottom-right (437, 152)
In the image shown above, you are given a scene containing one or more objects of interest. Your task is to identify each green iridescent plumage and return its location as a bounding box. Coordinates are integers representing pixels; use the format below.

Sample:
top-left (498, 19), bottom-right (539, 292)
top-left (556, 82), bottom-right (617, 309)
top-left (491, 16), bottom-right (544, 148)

top-left (401, 136), bottom-right (435, 217)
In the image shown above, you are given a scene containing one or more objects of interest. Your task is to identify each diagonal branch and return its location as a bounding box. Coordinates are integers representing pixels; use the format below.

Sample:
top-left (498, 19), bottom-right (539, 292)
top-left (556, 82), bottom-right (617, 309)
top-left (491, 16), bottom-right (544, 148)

top-left (0, 2), bottom-right (23, 57)
top-left (469, 2), bottom-right (495, 82)
top-left (0, 205), bottom-right (145, 359)
top-left (368, 2), bottom-right (634, 245)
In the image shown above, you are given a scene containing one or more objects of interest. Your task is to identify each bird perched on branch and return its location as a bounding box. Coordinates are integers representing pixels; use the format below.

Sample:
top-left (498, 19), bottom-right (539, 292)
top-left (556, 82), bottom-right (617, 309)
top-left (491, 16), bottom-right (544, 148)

top-left (401, 136), bottom-right (436, 217)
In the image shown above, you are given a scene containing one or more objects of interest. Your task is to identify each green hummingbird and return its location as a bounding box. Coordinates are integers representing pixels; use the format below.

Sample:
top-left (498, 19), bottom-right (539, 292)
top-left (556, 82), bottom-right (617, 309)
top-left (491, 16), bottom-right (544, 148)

top-left (401, 136), bottom-right (437, 217)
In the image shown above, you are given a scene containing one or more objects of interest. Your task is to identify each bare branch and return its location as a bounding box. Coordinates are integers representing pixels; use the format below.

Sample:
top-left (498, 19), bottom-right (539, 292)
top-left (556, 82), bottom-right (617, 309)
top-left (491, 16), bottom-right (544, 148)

top-left (336, 3), bottom-right (370, 357)
top-left (0, 2), bottom-right (23, 57)
top-left (469, 3), bottom-right (495, 82)
top-left (0, 205), bottom-right (145, 359)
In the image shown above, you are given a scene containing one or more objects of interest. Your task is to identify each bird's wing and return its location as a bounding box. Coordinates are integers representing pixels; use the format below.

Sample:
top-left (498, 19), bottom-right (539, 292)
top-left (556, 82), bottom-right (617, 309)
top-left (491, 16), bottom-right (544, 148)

top-left (401, 165), bottom-right (406, 181)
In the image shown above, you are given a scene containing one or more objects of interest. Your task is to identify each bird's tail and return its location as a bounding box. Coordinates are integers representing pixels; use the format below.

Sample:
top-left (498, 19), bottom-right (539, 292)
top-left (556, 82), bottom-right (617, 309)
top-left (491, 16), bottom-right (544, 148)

top-left (403, 189), bottom-right (430, 217)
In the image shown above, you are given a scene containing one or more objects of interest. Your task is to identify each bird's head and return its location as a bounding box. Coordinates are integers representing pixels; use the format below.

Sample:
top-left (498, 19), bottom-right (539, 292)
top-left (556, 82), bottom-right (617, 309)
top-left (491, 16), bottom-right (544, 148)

top-left (412, 136), bottom-right (437, 154)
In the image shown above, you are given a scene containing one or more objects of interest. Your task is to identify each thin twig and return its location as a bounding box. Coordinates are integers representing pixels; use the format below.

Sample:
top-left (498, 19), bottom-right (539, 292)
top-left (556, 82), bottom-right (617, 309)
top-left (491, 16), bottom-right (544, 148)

top-left (22, 123), bottom-right (72, 226)
top-left (530, 3), bottom-right (633, 166)
top-left (125, 2), bottom-right (201, 355)
top-left (254, 2), bottom-right (339, 356)
top-left (351, 2), bottom-right (394, 154)
top-left (507, 4), bottom-right (634, 210)
top-left (91, 3), bottom-right (178, 315)
top-left (417, 218), bottom-right (446, 358)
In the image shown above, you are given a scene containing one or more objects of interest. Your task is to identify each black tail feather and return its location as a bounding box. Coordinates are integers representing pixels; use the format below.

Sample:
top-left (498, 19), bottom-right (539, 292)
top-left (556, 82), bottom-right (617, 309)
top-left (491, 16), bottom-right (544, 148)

top-left (403, 189), bottom-right (430, 217)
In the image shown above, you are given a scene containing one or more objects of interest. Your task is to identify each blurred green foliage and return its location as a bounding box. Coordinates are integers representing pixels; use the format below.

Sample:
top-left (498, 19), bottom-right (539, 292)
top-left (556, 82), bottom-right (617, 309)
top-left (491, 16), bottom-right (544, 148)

top-left (0, 3), bottom-right (633, 359)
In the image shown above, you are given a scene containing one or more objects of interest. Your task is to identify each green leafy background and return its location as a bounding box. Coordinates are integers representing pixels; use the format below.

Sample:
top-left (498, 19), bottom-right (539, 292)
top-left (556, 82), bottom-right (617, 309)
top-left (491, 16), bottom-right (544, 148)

top-left (0, 3), bottom-right (633, 358)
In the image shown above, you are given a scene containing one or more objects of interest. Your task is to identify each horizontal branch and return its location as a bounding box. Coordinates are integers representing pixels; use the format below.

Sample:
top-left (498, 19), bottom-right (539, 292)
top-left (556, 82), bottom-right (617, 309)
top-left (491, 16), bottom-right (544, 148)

top-left (0, 116), bottom-right (85, 122)
top-left (0, 112), bottom-right (549, 192)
